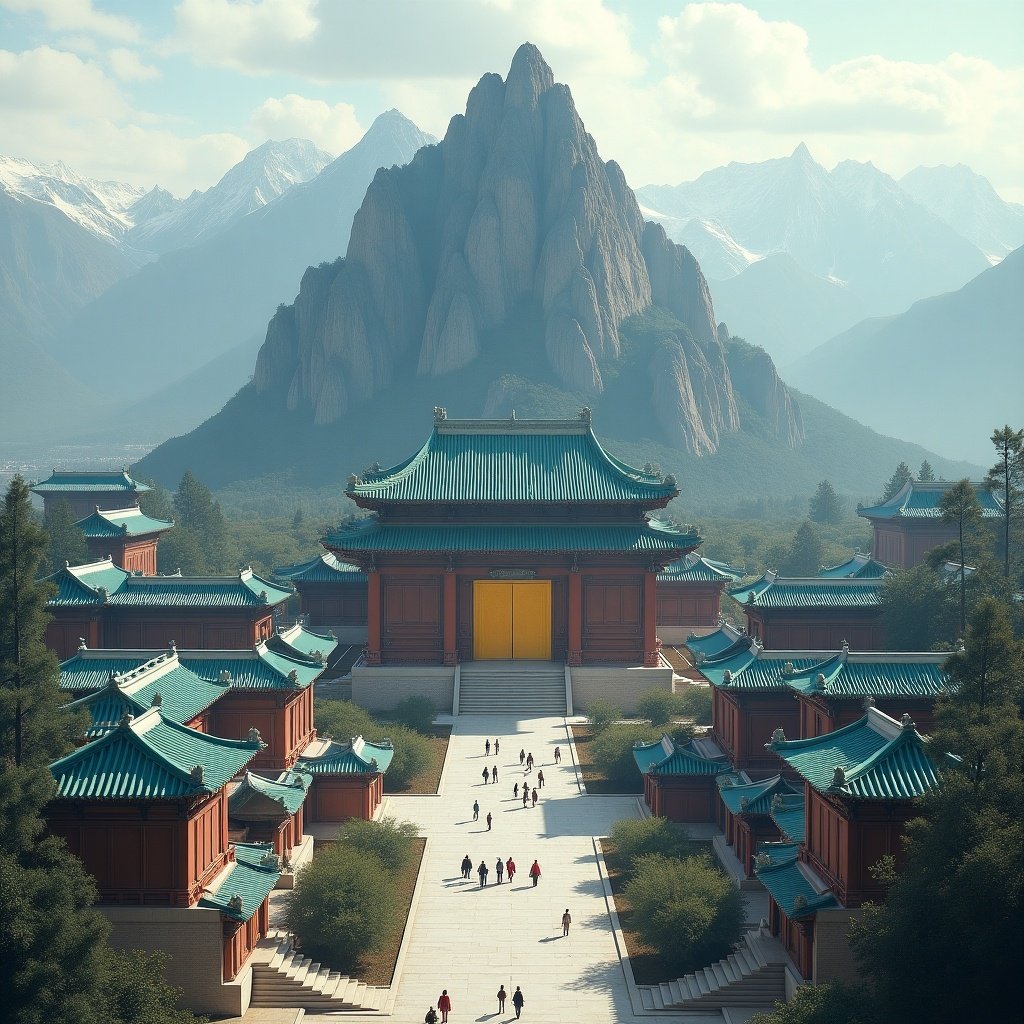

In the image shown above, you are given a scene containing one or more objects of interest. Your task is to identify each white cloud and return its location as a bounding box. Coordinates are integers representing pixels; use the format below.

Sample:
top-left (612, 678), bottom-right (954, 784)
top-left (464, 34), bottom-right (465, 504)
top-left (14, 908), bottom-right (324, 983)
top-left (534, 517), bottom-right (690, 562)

top-left (108, 48), bottom-right (161, 82)
top-left (0, 45), bottom-right (128, 116)
top-left (1, 0), bottom-right (139, 43)
top-left (250, 93), bottom-right (362, 153)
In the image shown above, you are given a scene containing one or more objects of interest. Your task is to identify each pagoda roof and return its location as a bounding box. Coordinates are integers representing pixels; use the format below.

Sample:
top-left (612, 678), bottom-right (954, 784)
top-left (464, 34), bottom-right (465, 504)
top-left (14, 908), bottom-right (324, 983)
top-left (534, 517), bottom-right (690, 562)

top-left (755, 842), bottom-right (838, 920)
top-left (632, 734), bottom-right (732, 777)
top-left (729, 572), bottom-right (884, 610)
top-left (75, 506), bottom-right (174, 538)
top-left (717, 773), bottom-right (801, 816)
top-left (658, 553), bottom-right (744, 582)
top-left (767, 706), bottom-right (940, 800)
top-left (270, 623), bottom-right (339, 664)
top-left (685, 623), bottom-right (746, 661)
top-left (199, 842), bottom-right (281, 922)
top-left (324, 517), bottom-right (699, 556)
top-left (818, 553), bottom-right (891, 579)
top-left (44, 559), bottom-right (292, 609)
top-left (50, 707), bottom-right (261, 800)
top-left (858, 479), bottom-right (1004, 521)
top-left (770, 791), bottom-right (806, 843)
top-left (63, 651), bottom-right (227, 736)
top-left (61, 642), bottom-right (327, 694)
top-left (32, 469), bottom-right (152, 495)
top-left (229, 768), bottom-right (312, 818)
top-left (274, 552), bottom-right (366, 583)
top-left (298, 735), bottom-right (394, 774)
top-left (346, 410), bottom-right (679, 505)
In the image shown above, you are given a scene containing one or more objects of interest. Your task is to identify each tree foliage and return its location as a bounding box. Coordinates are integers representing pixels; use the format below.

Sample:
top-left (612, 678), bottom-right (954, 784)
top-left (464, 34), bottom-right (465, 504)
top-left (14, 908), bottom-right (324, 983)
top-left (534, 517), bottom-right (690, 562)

top-left (586, 697), bottom-right (622, 735)
top-left (676, 682), bottom-right (712, 725)
top-left (939, 479), bottom-right (984, 632)
top-left (637, 688), bottom-right (678, 727)
top-left (748, 981), bottom-right (881, 1024)
top-left (379, 724), bottom-right (432, 790)
top-left (808, 480), bottom-right (843, 525)
top-left (984, 424), bottom-right (1024, 581)
top-left (43, 499), bottom-right (87, 573)
top-left (389, 695), bottom-right (437, 733)
top-left (879, 461), bottom-right (912, 503)
top-left (589, 723), bottom-right (659, 790)
top-left (314, 699), bottom-right (379, 744)
top-left (879, 564), bottom-right (957, 650)
top-left (170, 472), bottom-right (228, 572)
top-left (609, 815), bottom-right (691, 872)
top-left (917, 460), bottom-right (935, 482)
top-left (335, 816), bottom-right (418, 873)
top-left (779, 521), bottom-right (825, 576)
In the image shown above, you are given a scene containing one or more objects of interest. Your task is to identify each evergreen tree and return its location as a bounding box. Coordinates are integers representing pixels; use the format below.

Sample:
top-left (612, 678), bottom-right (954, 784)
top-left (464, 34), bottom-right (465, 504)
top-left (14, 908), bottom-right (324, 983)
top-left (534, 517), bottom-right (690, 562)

top-left (808, 480), bottom-right (843, 524)
top-left (172, 472), bottom-right (229, 572)
top-left (156, 527), bottom-right (206, 576)
top-left (43, 499), bottom-right (88, 573)
top-left (939, 480), bottom-right (984, 633)
top-left (0, 478), bottom-right (80, 768)
top-left (138, 478), bottom-right (175, 522)
top-left (984, 425), bottom-right (1024, 580)
top-left (918, 459), bottom-right (935, 482)
top-left (878, 564), bottom-right (957, 650)
top-left (780, 521), bottom-right (825, 576)
top-left (292, 506), bottom-right (304, 529)
top-left (879, 462), bottom-right (912, 503)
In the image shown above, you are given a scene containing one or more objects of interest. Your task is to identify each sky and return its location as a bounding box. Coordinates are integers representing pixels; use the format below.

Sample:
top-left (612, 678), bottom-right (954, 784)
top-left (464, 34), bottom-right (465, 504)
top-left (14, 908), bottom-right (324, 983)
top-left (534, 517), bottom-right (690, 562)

top-left (1, 0), bottom-right (1021, 201)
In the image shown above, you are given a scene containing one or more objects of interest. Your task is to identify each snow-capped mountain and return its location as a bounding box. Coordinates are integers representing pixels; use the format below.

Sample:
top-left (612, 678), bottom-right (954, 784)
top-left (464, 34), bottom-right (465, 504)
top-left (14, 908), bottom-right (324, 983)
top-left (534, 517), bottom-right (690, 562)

top-left (127, 138), bottom-right (332, 253)
top-left (899, 164), bottom-right (1024, 264)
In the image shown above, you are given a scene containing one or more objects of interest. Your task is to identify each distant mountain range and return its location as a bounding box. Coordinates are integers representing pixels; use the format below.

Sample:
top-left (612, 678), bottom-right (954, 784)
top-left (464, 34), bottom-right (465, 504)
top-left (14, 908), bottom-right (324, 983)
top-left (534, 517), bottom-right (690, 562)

top-left (787, 245), bottom-right (1024, 465)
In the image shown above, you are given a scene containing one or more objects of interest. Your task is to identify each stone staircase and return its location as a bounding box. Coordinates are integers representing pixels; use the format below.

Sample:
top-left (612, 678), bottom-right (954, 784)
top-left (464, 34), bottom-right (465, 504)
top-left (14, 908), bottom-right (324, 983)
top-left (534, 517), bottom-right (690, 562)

top-left (458, 661), bottom-right (567, 715)
top-left (636, 930), bottom-right (786, 1011)
top-left (249, 935), bottom-right (385, 1012)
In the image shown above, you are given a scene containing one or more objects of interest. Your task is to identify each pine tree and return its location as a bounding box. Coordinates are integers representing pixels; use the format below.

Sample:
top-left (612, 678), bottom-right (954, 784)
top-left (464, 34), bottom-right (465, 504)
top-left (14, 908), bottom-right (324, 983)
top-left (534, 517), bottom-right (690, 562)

top-left (43, 499), bottom-right (88, 573)
top-left (878, 563), bottom-right (958, 650)
top-left (780, 522), bottom-right (825, 576)
top-left (808, 480), bottom-right (843, 524)
top-left (879, 462), bottom-right (912, 503)
top-left (173, 471), bottom-right (229, 572)
top-left (984, 425), bottom-right (1024, 580)
top-left (137, 478), bottom-right (175, 522)
top-left (918, 459), bottom-right (935, 482)
top-left (939, 480), bottom-right (984, 633)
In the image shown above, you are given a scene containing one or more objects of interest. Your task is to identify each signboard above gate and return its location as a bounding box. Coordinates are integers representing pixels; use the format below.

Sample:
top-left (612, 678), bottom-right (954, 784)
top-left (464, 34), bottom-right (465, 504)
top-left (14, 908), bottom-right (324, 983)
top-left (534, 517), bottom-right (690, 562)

top-left (488, 568), bottom-right (537, 580)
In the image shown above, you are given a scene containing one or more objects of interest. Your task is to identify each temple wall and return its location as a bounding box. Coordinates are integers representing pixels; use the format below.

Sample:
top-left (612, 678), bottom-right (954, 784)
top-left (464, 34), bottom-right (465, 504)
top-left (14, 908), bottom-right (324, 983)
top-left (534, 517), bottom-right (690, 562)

top-left (570, 665), bottom-right (672, 715)
top-left (101, 906), bottom-right (251, 1017)
top-left (351, 664), bottom-right (455, 713)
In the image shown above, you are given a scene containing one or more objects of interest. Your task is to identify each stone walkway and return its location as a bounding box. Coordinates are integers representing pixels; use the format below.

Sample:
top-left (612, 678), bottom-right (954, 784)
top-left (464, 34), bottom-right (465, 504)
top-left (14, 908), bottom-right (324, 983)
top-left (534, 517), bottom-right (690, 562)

top-left (304, 714), bottom-right (726, 1023)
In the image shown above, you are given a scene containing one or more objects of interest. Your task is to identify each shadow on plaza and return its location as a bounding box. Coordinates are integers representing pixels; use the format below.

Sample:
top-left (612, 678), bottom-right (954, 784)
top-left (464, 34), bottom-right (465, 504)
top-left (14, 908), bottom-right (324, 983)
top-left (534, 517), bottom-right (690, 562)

top-left (563, 959), bottom-right (637, 1021)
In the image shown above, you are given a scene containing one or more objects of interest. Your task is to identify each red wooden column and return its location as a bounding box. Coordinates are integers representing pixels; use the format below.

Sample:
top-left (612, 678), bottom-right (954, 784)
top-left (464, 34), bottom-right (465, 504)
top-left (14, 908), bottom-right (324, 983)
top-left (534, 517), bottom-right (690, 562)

top-left (567, 569), bottom-right (582, 666)
top-left (643, 569), bottom-right (660, 667)
top-left (443, 568), bottom-right (457, 666)
top-left (366, 569), bottom-right (382, 665)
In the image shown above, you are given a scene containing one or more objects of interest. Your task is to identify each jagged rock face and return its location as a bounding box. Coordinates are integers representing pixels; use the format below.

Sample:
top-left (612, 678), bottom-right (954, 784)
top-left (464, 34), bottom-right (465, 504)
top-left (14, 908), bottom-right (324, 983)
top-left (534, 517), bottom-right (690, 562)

top-left (254, 43), bottom-right (800, 453)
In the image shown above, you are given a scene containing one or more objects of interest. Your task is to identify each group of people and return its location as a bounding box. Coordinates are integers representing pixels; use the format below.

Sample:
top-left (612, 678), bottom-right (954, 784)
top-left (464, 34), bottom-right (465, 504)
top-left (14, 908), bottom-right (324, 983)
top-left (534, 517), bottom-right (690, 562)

top-left (425, 983), bottom-right (527, 1022)
top-left (460, 852), bottom-right (543, 888)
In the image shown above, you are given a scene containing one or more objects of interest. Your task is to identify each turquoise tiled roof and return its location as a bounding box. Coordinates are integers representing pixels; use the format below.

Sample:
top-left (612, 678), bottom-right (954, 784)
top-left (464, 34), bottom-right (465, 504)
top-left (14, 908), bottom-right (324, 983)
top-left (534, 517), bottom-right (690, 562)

top-left (32, 470), bottom-right (151, 494)
top-left (729, 573), bottom-right (884, 609)
top-left (298, 736), bottom-right (394, 774)
top-left (632, 735), bottom-right (732, 777)
top-left (701, 642), bottom-right (830, 691)
top-left (685, 624), bottom-right (745, 660)
top-left (274, 552), bottom-right (366, 583)
top-left (199, 842), bottom-right (281, 921)
top-left (717, 774), bottom-right (801, 816)
top-left (770, 792), bottom-right (806, 844)
top-left (859, 480), bottom-right (1004, 520)
top-left (50, 708), bottom-right (261, 799)
top-left (818, 553), bottom-right (891, 579)
top-left (347, 414), bottom-right (679, 505)
top-left (181, 645), bottom-right (324, 690)
top-left (44, 560), bottom-right (291, 608)
top-left (768, 707), bottom-right (940, 800)
top-left (755, 843), bottom-right (838, 919)
top-left (324, 517), bottom-right (699, 554)
top-left (60, 651), bottom-right (157, 692)
top-left (75, 506), bottom-right (173, 538)
top-left (271, 623), bottom-right (339, 664)
top-left (659, 553), bottom-right (744, 582)
top-left (784, 653), bottom-right (950, 699)
top-left (229, 768), bottom-right (311, 817)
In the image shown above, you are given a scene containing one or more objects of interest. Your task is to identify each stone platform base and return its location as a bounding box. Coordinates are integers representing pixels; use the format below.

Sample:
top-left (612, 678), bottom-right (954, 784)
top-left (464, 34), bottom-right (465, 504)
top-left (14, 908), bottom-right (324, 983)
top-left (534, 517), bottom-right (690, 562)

top-left (570, 664), bottom-right (674, 715)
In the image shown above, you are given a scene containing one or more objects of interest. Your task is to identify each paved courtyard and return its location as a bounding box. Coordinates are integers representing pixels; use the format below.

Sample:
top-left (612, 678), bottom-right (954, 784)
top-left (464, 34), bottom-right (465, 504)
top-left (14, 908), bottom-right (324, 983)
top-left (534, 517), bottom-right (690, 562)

top-left (305, 714), bottom-right (729, 1024)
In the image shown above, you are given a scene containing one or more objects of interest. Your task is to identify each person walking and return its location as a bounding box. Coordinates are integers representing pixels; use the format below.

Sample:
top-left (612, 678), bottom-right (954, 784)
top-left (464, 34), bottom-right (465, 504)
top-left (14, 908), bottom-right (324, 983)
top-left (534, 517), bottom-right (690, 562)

top-left (485, 739), bottom-right (491, 756)
top-left (522, 788), bottom-right (529, 808)
top-left (526, 752), bottom-right (534, 771)
top-left (460, 853), bottom-right (472, 879)
top-left (473, 800), bottom-right (479, 821)
top-left (519, 748), bottom-right (525, 765)
top-left (437, 989), bottom-right (452, 1023)
top-left (494, 738), bottom-right (500, 755)
top-left (537, 769), bottom-right (545, 789)
top-left (477, 860), bottom-right (489, 887)
top-left (529, 860), bottom-right (541, 887)
top-left (506, 856), bottom-right (516, 883)
top-left (492, 764), bottom-right (498, 783)
top-left (531, 787), bottom-right (538, 807)
top-left (482, 766), bottom-right (490, 785)
top-left (512, 985), bottom-right (524, 1019)
top-left (495, 857), bottom-right (504, 883)
top-left (554, 746), bottom-right (561, 764)
top-left (497, 985), bottom-right (507, 1013)
top-left (486, 811), bottom-right (493, 831)
top-left (513, 782), bottom-right (519, 799)
top-left (561, 908), bottom-right (572, 936)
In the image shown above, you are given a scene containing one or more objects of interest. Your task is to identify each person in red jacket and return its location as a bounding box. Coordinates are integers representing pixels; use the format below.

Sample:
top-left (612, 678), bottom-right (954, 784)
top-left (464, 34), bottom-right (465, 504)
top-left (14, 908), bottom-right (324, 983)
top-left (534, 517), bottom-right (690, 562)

top-left (437, 988), bottom-right (452, 1023)
top-left (529, 859), bottom-right (541, 886)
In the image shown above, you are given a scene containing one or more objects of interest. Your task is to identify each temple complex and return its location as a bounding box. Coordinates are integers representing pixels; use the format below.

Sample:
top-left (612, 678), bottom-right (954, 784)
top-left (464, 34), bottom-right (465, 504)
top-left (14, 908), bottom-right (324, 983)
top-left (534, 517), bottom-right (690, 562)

top-left (273, 552), bottom-right (367, 642)
top-left (75, 505), bottom-right (174, 574)
top-left (656, 553), bottom-right (743, 641)
top-left (858, 479), bottom-right (1004, 568)
top-left (32, 468), bottom-right (152, 518)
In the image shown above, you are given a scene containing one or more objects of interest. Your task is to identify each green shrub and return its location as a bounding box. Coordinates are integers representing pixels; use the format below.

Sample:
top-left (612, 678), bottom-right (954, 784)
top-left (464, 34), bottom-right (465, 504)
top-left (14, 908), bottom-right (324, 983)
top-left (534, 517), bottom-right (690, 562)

top-left (676, 683), bottom-right (713, 726)
top-left (609, 816), bottom-right (691, 874)
top-left (284, 845), bottom-right (398, 971)
top-left (314, 699), bottom-right (378, 744)
top-left (748, 981), bottom-right (881, 1024)
top-left (381, 724), bottom-right (433, 790)
top-left (388, 695), bottom-right (437, 734)
top-left (587, 698), bottom-right (622, 735)
top-left (589, 723), bottom-right (659, 790)
top-left (336, 816), bottom-right (419, 872)
top-left (637, 688), bottom-right (679, 726)
top-left (624, 853), bottom-right (744, 974)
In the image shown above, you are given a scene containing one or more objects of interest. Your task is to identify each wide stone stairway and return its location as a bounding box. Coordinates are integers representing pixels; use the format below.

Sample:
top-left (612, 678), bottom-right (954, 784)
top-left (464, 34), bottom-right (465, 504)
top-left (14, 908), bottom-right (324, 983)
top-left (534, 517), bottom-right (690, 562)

top-left (458, 660), bottom-right (567, 715)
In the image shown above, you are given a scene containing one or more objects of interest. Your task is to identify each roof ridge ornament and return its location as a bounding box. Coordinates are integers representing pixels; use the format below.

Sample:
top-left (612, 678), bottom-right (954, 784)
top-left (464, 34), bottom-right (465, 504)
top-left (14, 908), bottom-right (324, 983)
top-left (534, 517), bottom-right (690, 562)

top-left (579, 407), bottom-right (591, 424)
top-left (433, 406), bottom-right (447, 422)
top-left (227, 894), bottom-right (243, 912)
top-left (900, 713), bottom-right (915, 730)
top-left (190, 764), bottom-right (204, 784)
top-left (830, 766), bottom-right (846, 789)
